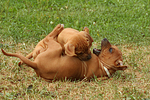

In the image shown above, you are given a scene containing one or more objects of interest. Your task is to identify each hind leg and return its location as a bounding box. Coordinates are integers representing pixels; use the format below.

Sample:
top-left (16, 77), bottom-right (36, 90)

top-left (18, 52), bottom-right (33, 66)
top-left (18, 24), bottom-right (64, 66)
top-left (47, 24), bottom-right (64, 38)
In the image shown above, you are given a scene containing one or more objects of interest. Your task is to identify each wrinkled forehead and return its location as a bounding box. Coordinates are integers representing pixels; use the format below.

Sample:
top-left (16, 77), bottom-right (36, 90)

top-left (75, 43), bottom-right (89, 52)
top-left (79, 31), bottom-right (87, 34)
top-left (79, 31), bottom-right (91, 38)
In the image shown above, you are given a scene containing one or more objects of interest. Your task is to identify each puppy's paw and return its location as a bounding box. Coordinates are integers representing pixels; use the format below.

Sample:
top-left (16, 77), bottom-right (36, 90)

top-left (18, 61), bottom-right (23, 66)
top-left (54, 24), bottom-right (63, 29)
top-left (49, 24), bottom-right (64, 37)
top-left (59, 24), bottom-right (64, 31)
top-left (57, 24), bottom-right (64, 32)
top-left (60, 24), bottom-right (64, 28)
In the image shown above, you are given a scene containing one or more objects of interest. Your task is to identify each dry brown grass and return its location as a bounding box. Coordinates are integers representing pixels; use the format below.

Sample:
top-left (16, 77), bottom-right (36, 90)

top-left (0, 41), bottom-right (150, 99)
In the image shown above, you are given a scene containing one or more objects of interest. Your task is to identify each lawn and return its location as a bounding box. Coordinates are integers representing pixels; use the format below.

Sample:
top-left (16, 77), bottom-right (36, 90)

top-left (0, 0), bottom-right (150, 99)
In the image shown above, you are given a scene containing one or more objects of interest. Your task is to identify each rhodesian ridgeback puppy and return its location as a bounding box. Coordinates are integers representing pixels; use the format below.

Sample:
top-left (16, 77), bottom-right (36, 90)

top-left (57, 27), bottom-right (93, 61)
top-left (1, 37), bottom-right (127, 81)
top-left (19, 24), bottom-right (93, 66)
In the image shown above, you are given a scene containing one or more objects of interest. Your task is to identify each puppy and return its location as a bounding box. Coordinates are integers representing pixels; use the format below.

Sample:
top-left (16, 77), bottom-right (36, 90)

top-left (1, 38), bottom-right (127, 81)
top-left (19, 25), bottom-right (93, 66)
top-left (57, 27), bottom-right (93, 61)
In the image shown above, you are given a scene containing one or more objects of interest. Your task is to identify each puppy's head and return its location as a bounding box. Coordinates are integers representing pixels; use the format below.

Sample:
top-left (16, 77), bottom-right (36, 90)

top-left (64, 27), bottom-right (93, 61)
top-left (93, 38), bottom-right (127, 71)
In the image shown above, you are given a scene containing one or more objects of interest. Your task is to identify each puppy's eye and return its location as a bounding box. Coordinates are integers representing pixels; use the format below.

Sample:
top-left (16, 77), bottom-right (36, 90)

top-left (109, 48), bottom-right (113, 53)
top-left (86, 39), bottom-right (89, 42)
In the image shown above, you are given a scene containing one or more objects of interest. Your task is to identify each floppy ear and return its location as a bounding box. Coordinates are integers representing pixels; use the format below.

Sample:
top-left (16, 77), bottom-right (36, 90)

top-left (64, 43), bottom-right (77, 56)
top-left (83, 27), bottom-right (89, 34)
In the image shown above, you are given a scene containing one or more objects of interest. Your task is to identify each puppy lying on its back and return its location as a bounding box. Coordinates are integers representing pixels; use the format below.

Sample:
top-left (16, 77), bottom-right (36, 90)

top-left (1, 38), bottom-right (127, 81)
top-left (19, 24), bottom-right (93, 66)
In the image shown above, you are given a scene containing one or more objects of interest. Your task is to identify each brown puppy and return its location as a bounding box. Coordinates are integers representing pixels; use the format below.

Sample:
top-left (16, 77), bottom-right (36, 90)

top-left (57, 27), bottom-right (93, 61)
top-left (1, 37), bottom-right (127, 81)
top-left (19, 25), bottom-right (93, 66)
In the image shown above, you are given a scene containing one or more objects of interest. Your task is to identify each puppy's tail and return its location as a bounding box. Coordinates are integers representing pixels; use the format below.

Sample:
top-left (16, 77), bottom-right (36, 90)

top-left (1, 49), bottom-right (37, 69)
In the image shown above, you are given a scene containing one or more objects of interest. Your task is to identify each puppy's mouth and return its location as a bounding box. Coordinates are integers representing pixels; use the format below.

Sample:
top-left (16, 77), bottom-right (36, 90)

top-left (93, 48), bottom-right (101, 56)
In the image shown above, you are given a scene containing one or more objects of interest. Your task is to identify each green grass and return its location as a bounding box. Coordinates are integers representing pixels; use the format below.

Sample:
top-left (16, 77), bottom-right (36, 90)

top-left (1, 0), bottom-right (150, 44)
top-left (0, 0), bottom-right (150, 99)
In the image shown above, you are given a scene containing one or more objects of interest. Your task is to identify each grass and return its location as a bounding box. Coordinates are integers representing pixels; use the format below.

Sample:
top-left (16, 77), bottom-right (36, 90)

top-left (0, 0), bottom-right (150, 99)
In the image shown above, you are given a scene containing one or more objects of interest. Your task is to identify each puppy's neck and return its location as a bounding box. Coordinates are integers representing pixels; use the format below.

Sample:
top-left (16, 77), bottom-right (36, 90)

top-left (98, 59), bottom-right (116, 77)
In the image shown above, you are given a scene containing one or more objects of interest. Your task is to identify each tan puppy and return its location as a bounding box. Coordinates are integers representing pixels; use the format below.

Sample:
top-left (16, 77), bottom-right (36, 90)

top-left (57, 27), bottom-right (93, 61)
top-left (1, 37), bottom-right (127, 81)
top-left (19, 24), bottom-right (93, 66)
